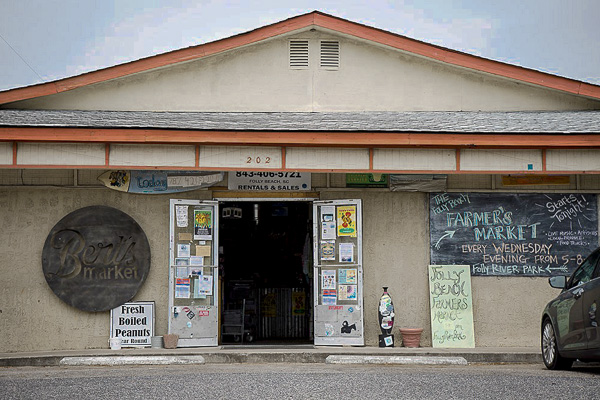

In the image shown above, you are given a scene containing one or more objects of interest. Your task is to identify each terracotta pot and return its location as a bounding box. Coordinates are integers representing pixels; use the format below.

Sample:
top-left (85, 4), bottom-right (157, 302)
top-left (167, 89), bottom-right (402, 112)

top-left (163, 333), bottom-right (179, 349)
top-left (399, 328), bottom-right (423, 348)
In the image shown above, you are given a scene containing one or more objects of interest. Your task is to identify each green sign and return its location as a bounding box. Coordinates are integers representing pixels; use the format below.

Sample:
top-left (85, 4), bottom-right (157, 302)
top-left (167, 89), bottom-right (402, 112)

top-left (346, 173), bottom-right (388, 188)
top-left (428, 265), bottom-right (475, 348)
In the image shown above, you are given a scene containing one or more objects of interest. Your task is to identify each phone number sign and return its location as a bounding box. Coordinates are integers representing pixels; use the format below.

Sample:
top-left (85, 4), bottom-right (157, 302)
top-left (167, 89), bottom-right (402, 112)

top-left (228, 171), bottom-right (311, 191)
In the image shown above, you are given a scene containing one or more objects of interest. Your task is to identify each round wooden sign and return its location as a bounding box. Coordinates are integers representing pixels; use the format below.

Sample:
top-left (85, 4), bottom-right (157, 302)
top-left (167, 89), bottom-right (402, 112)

top-left (42, 206), bottom-right (151, 312)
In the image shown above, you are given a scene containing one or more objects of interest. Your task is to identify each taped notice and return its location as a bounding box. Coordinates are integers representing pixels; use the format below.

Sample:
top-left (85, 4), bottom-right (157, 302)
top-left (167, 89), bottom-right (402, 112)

top-left (178, 233), bottom-right (192, 241)
top-left (196, 245), bottom-right (211, 257)
top-left (176, 206), bottom-right (188, 227)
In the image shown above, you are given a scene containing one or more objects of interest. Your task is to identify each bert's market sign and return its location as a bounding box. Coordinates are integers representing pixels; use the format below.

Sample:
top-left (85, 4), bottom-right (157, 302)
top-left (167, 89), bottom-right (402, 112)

top-left (42, 206), bottom-right (151, 312)
top-left (110, 302), bottom-right (155, 347)
top-left (228, 171), bottom-right (311, 191)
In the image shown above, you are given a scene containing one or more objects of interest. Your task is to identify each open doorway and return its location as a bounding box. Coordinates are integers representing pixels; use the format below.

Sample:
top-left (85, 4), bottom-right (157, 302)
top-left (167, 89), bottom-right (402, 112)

top-left (219, 201), bottom-right (313, 344)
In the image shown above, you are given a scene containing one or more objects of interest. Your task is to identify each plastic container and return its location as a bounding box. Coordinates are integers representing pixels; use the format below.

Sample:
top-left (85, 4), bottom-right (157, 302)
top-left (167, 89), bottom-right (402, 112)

top-left (109, 337), bottom-right (122, 350)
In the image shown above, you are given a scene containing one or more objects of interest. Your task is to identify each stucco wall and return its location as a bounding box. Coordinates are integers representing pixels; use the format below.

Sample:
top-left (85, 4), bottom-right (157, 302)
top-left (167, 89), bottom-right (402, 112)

top-left (0, 187), bottom-right (210, 352)
top-left (5, 31), bottom-right (600, 112)
top-left (0, 185), bottom-right (562, 352)
top-left (322, 190), bottom-right (560, 348)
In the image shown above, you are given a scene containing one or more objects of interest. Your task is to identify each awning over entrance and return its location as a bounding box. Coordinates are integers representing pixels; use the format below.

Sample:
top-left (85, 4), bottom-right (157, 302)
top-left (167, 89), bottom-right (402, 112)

top-left (1, 110), bottom-right (600, 174)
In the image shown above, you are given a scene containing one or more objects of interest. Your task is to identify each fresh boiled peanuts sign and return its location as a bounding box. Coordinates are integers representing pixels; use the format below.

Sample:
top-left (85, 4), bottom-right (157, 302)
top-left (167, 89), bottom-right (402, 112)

top-left (42, 206), bottom-right (151, 312)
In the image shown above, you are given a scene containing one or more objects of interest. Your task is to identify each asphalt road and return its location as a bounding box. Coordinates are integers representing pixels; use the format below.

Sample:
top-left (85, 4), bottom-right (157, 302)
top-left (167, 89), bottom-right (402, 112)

top-left (1, 363), bottom-right (600, 399)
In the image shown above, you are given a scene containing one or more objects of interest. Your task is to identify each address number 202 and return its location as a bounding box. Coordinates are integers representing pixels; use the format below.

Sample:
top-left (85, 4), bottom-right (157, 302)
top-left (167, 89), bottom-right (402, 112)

top-left (246, 156), bottom-right (271, 164)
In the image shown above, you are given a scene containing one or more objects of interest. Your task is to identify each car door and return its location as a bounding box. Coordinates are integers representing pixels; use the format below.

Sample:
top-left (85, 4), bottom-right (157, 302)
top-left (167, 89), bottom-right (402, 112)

top-left (556, 250), bottom-right (600, 351)
top-left (582, 257), bottom-right (600, 350)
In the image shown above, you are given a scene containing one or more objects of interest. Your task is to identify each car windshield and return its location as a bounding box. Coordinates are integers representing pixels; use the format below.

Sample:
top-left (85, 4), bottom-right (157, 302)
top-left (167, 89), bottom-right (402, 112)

top-left (569, 249), bottom-right (600, 288)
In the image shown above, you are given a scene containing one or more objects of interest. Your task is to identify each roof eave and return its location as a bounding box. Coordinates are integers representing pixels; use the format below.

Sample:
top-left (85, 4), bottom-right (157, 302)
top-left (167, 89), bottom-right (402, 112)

top-left (1, 10), bottom-right (600, 105)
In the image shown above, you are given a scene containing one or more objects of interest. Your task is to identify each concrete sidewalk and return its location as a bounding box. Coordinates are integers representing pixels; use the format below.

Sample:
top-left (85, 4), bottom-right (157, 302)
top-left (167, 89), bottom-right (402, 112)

top-left (0, 346), bottom-right (541, 367)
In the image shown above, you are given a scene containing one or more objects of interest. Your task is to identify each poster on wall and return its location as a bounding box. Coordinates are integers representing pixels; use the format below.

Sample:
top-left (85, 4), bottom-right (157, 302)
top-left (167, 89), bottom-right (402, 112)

top-left (321, 270), bottom-right (336, 289)
top-left (338, 269), bottom-right (357, 284)
top-left (322, 289), bottom-right (337, 305)
top-left (429, 193), bottom-right (599, 276)
top-left (339, 243), bottom-right (354, 263)
top-left (337, 206), bottom-right (357, 237)
top-left (175, 278), bottom-right (191, 298)
top-left (194, 209), bottom-right (213, 240)
top-left (320, 241), bottom-right (335, 260)
top-left (321, 206), bottom-right (337, 239)
top-left (193, 276), bottom-right (206, 298)
top-left (175, 257), bottom-right (189, 266)
top-left (428, 265), bottom-right (475, 348)
top-left (262, 293), bottom-right (277, 317)
top-left (292, 291), bottom-right (306, 315)
top-left (190, 256), bottom-right (204, 266)
top-left (198, 275), bottom-right (213, 296)
top-left (338, 284), bottom-right (357, 300)
top-left (177, 244), bottom-right (191, 258)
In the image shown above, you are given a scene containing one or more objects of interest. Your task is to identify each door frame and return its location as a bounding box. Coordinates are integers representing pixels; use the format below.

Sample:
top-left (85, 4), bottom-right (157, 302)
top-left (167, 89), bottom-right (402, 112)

top-left (214, 196), bottom-right (318, 344)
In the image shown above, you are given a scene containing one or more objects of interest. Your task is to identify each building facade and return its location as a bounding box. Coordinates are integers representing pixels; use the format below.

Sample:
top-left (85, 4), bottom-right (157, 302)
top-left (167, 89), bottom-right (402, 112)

top-left (1, 11), bottom-right (600, 352)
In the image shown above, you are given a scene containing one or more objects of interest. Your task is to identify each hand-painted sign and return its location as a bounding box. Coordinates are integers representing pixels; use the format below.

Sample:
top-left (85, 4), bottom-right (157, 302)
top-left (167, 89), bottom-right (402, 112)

top-left (98, 170), bottom-right (223, 194)
top-left (430, 193), bottom-right (598, 276)
top-left (429, 265), bottom-right (475, 348)
top-left (42, 206), bottom-right (151, 312)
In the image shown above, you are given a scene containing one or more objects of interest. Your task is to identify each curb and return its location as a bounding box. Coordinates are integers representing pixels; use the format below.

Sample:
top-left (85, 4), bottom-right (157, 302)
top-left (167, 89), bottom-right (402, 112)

top-left (59, 355), bottom-right (206, 366)
top-left (326, 355), bottom-right (468, 365)
top-left (0, 350), bottom-right (542, 367)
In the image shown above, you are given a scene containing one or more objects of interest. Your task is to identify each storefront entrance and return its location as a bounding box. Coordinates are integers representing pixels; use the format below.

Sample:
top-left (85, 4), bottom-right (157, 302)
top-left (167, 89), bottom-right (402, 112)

top-left (219, 201), bottom-right (313, 344)
top-left (167, 198), bottom-right (364, 347)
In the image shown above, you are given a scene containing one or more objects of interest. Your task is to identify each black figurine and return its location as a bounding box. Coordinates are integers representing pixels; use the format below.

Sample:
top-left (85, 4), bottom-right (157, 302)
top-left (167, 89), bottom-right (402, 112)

top-left (341, 320), bottom-right (357, 334)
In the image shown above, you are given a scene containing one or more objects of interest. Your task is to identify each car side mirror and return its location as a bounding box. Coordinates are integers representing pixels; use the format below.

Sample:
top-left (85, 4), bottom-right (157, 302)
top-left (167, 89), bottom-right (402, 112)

top-left (549, 275), bottom-right (567, 289)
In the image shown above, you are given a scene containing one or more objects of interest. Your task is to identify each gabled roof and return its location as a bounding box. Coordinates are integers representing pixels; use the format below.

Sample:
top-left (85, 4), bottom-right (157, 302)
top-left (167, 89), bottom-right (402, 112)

top-left (1, 11), bottom-right (600, 105)
top-left (2, 109), bottom-right (600, 134)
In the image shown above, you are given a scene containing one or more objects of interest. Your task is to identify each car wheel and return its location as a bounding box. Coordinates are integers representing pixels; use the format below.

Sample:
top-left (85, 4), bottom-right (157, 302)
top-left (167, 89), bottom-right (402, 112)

top-left (542, 319), bottom-right (573, 370)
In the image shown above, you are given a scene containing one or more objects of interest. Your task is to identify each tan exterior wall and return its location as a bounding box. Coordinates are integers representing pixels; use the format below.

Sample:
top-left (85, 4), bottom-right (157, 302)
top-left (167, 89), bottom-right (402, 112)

top-left (0, 179), bottom-right (574, 352)
top-left (0, 187), bottom-right (209, 352)
top-left (5, 31), bottom-right (600, 112)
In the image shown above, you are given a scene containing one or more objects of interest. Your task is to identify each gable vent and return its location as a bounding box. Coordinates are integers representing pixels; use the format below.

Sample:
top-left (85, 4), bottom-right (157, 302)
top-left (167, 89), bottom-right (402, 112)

top-left (320, 40), bottom-right (340, 69)
top-left (289, 40), bottom-right (309, 68)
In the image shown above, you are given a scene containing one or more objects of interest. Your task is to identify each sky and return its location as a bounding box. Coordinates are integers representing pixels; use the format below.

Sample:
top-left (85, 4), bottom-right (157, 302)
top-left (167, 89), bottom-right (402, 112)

top-left (0, 0), bottom-right (599, 92)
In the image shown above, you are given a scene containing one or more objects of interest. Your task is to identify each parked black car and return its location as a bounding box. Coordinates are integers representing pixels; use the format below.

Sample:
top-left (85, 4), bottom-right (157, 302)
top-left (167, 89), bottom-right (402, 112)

top-left (541, 247), bottom-right (600, 369)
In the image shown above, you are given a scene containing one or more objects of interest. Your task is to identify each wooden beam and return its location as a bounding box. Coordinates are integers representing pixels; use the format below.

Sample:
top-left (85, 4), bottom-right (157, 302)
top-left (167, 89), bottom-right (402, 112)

top-left (105, 143), bottom-right (110, 166)
top-left (4, 162), bottom-right (600, 175)
top-left (2, 127), bottom-right (600, 148)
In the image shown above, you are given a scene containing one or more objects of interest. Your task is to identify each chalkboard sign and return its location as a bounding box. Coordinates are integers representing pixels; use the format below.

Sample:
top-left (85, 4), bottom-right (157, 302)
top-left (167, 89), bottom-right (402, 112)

top-left (430, 193), bottom-right (599, 277)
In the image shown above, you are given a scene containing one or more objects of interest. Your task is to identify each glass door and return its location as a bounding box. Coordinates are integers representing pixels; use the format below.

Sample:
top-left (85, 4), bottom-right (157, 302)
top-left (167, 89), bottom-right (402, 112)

top-left (312, 199), bottom-right (364, 346)
top-left (169, 199), bottom-right (219, 346)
